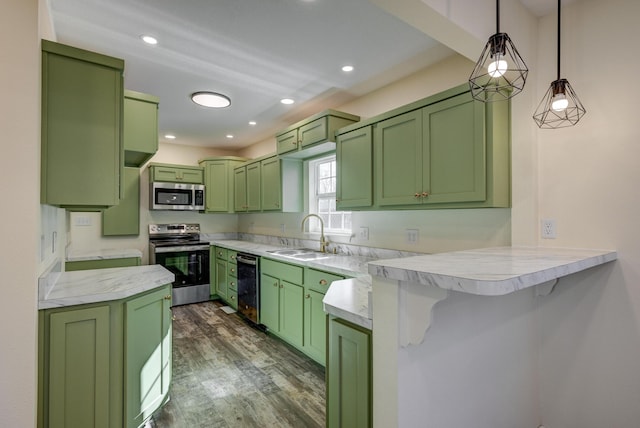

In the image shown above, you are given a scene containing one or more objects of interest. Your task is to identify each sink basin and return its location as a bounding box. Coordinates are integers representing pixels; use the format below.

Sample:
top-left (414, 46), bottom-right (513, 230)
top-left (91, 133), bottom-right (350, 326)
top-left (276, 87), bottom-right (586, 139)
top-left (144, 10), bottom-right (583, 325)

top-left (266, 248), bottom-right (331, 261)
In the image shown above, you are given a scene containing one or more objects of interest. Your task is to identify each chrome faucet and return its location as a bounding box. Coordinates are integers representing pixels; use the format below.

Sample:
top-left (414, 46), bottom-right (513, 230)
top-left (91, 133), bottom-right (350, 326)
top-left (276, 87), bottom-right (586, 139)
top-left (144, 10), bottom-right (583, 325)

top-left (301, 214), bottom-right (328, 253)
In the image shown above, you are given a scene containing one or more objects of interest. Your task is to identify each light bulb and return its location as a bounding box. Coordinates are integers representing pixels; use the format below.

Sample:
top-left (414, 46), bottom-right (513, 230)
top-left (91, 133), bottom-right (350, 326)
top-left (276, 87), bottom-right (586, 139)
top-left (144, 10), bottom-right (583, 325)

top-left (551, 93), bottom-right (569, 112)
top-left (487, 58), bottom-right (508, 78)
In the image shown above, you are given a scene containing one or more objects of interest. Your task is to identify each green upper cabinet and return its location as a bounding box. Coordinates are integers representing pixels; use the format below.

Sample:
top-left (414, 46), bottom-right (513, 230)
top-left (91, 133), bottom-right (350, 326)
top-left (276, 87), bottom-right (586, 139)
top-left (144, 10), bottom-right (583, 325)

top-left (41, 40), bottom-right (124, 210)
top-left (375, 110), bottom-right (424, 207)
top-left (336, 126), bottom-right (373, 210)
top-left (123, 90), bottom-right (159, 167)
top-left (199, 157), bottom-right (247, 213)
top-left (102, 167), bottom-right (140, 236)
top-left (260, 156), bottom-right (303, 212)
top-left (276, 110), bottom-right (360, 158)
top-left (234, 160), bottom-right (262, 212)
top-left (337, 83), bottom-right (510, 211)
top-left (148, 163), bottom-right (204, 184)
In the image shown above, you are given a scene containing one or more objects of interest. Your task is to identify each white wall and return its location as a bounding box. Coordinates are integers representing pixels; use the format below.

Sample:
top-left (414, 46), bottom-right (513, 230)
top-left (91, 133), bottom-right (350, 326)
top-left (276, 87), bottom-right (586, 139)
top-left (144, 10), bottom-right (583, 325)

top-left (534, 0), bottom-right (640, 425)
top-left (0, 1), bottom-right (40, 426)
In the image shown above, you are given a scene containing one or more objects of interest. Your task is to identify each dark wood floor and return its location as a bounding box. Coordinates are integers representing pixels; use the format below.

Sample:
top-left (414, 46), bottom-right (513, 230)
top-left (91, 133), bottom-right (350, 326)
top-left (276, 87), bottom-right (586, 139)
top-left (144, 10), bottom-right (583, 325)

top-left (151, 301), bottom-right (326, 428)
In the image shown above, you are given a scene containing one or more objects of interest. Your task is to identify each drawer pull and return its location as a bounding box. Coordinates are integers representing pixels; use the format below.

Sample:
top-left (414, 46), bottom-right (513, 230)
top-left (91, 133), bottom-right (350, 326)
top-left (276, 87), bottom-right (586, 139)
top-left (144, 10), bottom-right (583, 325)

top-left (273, 282), bottom-right (278, 288)
top-left (230, 281), bottom-right (235, 286)
top-left (164, 295), bottom-right (172, 300)
top-left (231, 295), bottom-right (235, 300)
top-left (305, 294), bottom-right (310, 299)
top-left (231, 268), bottom-right (235, 273)
top-left (319, 279), bottom-right (328, 286)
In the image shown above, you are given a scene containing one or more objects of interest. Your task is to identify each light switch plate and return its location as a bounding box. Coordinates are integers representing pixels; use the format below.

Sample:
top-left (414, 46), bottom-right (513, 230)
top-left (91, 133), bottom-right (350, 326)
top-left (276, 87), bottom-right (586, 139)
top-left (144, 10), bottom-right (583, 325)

top-left (359, 226), bottom-right (369, 241)
top-left (406, 229), bottom-right (419, 244)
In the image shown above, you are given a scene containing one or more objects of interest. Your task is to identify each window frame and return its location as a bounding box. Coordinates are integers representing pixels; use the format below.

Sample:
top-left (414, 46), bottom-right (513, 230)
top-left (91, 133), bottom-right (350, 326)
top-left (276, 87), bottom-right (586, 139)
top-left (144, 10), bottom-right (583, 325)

top-left (307, 154), bottom-right (351, 235)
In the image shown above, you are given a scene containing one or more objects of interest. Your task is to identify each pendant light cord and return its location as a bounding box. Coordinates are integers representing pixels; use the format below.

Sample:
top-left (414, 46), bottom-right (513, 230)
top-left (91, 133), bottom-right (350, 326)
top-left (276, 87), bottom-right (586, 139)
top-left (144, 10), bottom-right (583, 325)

top-left (496, 0), bottom-right (500, 33)
top-left (557, 0), bottom-right (561, 80)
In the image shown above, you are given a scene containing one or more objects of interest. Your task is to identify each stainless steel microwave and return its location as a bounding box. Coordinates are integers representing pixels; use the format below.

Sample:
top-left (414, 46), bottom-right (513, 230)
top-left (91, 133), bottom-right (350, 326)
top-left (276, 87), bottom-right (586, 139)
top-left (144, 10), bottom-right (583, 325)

top-left (150, 182), bottom-right (205, 211)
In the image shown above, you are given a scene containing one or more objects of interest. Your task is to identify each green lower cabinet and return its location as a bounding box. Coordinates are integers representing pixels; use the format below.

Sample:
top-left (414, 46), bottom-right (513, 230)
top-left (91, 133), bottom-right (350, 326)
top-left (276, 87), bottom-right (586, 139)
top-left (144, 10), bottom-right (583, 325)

top-left (47, 305), bottom-right (113, 428)
top-left (102, 166), bottom-right (140, 236)
top-left (279, 280), bottom-right (304, 348)
top-left (304, 289), bottom-right (328, 364)
top-left (327, 317), bottom-right (372, 428)
top-left (38, 285), bottom-right (172, 428)
top-left (124, 286), bottom-right (172, 428)
top-left (65, 257), bottom-right (141, 271)
top-left (215, 258), bottom-right (228, 300)
top-left (260, 272), bottom-right (281, 331)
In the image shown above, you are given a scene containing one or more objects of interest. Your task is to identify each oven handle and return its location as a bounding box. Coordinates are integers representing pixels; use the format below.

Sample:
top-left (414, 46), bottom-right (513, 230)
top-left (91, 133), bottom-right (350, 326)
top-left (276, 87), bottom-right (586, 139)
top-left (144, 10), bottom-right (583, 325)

top-left (236, 254), bottom-right (257, 265)
top-left (153, 244), bottom-right (211, 253)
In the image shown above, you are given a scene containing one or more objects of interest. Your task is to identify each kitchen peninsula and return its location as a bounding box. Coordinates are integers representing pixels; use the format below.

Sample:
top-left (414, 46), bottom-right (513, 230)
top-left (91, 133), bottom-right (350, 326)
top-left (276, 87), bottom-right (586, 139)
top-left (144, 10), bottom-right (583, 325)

top-left (367, 246), bottom-right (617, 428)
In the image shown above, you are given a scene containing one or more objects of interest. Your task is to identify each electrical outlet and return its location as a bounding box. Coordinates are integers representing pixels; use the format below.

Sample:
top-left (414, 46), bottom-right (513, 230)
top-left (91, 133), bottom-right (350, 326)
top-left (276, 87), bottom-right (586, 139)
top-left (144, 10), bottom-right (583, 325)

top-left (359, 226), bottom-right (369, 241)
top-left (406, 228), bottom-right (419, 244)
top-left (280, 223), bottom-right (285, 233)
top-left (541, 219), bottom-right (557, 239)
top-left (74, 216), bottom-right (92, 226)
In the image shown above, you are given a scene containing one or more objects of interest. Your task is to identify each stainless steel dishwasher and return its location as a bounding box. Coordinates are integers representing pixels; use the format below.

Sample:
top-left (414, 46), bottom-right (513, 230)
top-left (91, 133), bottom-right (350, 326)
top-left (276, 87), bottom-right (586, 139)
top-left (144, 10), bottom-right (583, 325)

top-left (236, 253), bottom-right (260, 324)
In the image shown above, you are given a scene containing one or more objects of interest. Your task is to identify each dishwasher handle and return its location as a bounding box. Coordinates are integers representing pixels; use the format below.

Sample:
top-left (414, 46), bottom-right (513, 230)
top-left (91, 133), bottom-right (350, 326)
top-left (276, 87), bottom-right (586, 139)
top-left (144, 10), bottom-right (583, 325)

top-left (236, 254), bottom-right (258, 266)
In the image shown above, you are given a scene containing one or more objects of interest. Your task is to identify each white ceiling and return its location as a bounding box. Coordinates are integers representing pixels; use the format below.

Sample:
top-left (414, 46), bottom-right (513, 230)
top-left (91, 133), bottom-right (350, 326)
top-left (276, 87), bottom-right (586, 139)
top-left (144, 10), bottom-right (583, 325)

top-left (48, 0), bottom-right (566, 150)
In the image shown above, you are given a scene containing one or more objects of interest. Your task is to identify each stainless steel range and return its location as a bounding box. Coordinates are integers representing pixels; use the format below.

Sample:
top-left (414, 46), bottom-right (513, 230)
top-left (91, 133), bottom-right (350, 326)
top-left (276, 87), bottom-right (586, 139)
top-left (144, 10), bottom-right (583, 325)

top-left (149, 223), bottom-right (210, 306)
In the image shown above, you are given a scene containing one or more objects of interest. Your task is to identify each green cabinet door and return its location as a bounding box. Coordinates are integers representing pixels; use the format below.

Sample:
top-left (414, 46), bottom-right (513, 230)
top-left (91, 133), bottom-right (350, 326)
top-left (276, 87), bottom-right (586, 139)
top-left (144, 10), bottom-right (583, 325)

top-left (261, 156), bottom-right (281, 211)
top-left (422, 92), bottom-right (486, 204)
top-left (47, 305), bottom-right (112, 428)
top-left (260, 272), bottom-right (280, 331)
top-left (336, 126), bottom-right (373, 209)
top-left (304, 289), bottom-right (328, 364)
top-left (41, 40), bottom-right (124, 210)
top-left (327, 318), bottom-right (372, 428)
top-left (103, 167), bottom-right (140, 236)
top-left (199, 158), bottom-right (246, 213)
top-left (374, 110), bottom-right (423, 207)
top-left (149, 164), bottom-right (204, 184)
top-left (276, 128), bottom-right (299, 155)
top-left (123, 90), bottom-right (159, 167)
top-left (246, 162), bottom-right (262, 211)
top-left (234, 166), bottom-right (247, 211)
top-left (279, 280), bottom-right (304, 348)
top-left (215, 258), bottom-right (228, 300)
top-left (299, 117), bottom-right (327, 148)
top-left (124, 285), bottom-right (172, 428)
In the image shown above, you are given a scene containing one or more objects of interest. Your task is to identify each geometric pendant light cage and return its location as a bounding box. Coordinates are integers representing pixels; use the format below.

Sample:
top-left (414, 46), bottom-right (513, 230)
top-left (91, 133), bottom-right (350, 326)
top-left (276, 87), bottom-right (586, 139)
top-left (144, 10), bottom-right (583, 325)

top-left (469, 0), bottom-right (529, 102)
top-left (533, 0), bottom-right (586, 128)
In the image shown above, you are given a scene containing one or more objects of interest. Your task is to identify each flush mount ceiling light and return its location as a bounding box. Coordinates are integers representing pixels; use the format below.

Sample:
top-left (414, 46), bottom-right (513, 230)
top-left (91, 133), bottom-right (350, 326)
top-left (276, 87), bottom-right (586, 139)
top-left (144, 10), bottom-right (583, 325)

top-left (191, 91), bottom-right (231, 108)
top-left (280, 98), bottom-right (295, 105)
top-left (141, 35), bottom-right (158, 45)
top-left (533, 0), bottom-right (586, 128)
top-left (469, 0), bottom-right (528, 102)
top-left (342, 65), bottom-right (354, 72)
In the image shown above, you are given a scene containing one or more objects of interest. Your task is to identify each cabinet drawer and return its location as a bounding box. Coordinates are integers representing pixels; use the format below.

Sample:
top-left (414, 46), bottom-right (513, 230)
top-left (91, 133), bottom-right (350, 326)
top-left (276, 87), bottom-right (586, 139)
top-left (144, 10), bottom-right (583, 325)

top-left (215, 247), bottom-right (228, 260)
top-left (228, 263), bottom-right (237, 278)
top-left (228, 277), bottom-right (237, 291)
top-left (305, 268), bottom-right (344, 293)
top-left (262, 258), bottom-right (303, 284)
top-left (228, 250), bottom-right (238, 264)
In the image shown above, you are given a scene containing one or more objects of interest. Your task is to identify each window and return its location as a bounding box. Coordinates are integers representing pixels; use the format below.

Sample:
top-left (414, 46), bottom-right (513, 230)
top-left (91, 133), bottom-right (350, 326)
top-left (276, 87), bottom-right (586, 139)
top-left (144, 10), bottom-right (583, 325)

top-left (308, 155), bottom-right (351, 234)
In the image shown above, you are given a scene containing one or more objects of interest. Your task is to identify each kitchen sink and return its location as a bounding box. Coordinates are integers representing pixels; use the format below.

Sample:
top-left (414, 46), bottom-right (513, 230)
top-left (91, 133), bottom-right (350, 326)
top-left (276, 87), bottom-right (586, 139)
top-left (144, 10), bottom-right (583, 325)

top-left (266, 248), bottom-right (331, 261)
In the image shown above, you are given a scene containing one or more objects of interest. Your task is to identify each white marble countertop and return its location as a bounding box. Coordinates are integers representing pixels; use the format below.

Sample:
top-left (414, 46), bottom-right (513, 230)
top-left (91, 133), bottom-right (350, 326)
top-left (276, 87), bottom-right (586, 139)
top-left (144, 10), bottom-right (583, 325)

top-left (323, 276), bottom-right (372, 330)
top-left (210, 239), bottom-right (376, 277)
top-left (368, 246), bottom-right (617, 296)
top-left (66, 248), bottom-right (143, 262)
top-left (39, 265), bottom-right (174, 310)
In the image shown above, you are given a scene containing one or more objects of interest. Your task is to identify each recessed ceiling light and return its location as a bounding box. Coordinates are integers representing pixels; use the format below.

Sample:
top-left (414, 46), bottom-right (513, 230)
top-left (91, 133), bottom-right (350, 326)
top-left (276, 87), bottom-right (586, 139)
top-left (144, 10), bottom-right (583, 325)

top-left (141, 35), bottom-right (158, 45)
top-left (342, 65), bottom-right (354, 72)
top-left (226, 134), bottom-right (234, 139)
top-left (280, 98), bottom-right (295, 105)
top-left (249, 121), bottom-right (257, 126)
top-left (164, 134), bottom-right (176, 140)
top-left (191, 92), bottom-right (231, 108)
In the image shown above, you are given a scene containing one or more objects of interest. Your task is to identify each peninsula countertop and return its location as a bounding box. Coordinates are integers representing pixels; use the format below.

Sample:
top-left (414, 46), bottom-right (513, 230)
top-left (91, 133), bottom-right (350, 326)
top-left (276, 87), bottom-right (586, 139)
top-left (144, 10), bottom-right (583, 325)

top-left (368, 246), bottom-right (617, 296)
top-left (39, 265), bottom-right (174, 310)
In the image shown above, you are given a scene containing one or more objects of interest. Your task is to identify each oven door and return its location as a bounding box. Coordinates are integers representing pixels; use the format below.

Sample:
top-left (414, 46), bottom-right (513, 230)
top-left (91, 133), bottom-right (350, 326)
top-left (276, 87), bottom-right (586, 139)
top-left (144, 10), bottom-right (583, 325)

top-left (153, 247), bottom-right (210, 289)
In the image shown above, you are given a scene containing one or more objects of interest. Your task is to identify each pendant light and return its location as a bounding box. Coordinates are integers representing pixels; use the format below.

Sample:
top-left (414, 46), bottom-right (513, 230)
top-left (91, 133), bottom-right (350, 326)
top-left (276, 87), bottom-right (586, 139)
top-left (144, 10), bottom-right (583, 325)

top-left (533, 0), bottom-right (586, 128)
top-left (469, 0), bottom-right (529, 102)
